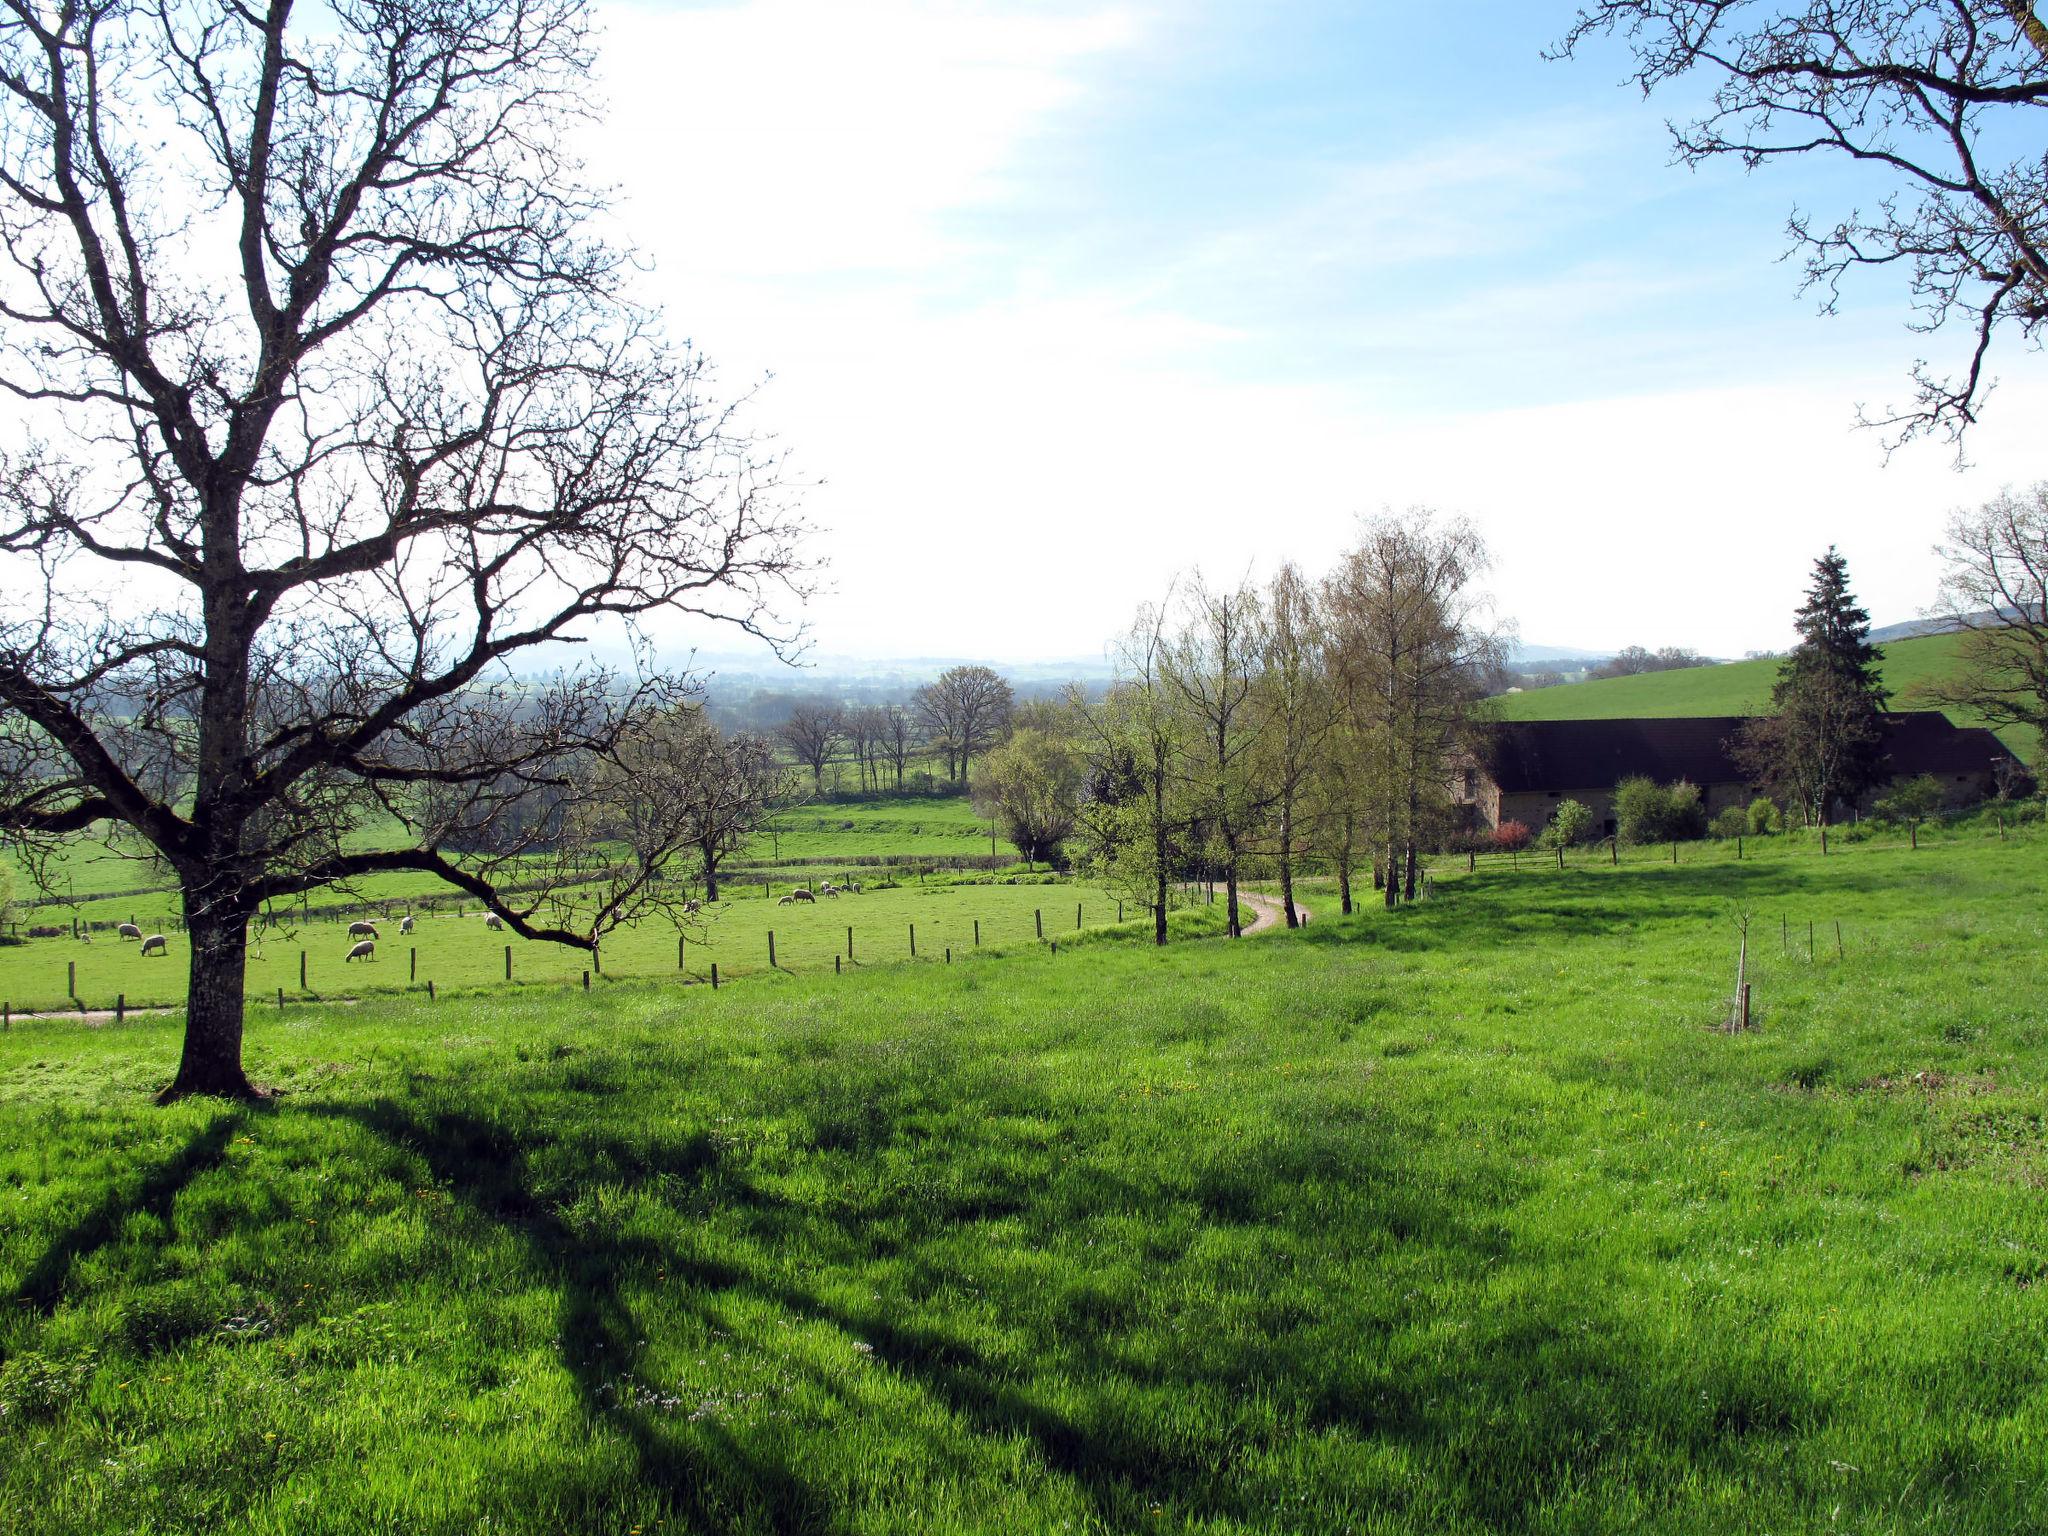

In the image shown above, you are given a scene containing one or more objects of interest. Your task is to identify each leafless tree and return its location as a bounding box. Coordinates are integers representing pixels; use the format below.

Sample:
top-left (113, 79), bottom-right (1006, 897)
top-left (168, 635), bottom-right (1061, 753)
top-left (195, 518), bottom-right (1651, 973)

top-left (1556, 1), bottom-right (2048, 443)
top-left (881, 703), bottom-right (918, 791)
top-left (1162, 572), bottom-right (1271, 938)
top-left (912, 664), bottom-right (1013, 789)
top-left (0, 0), bottom-right (808, 1099)
top-left (776, 701), bottom-right (842, 791)
top-left (1070, 598), bottom-right (1197, 945)
top-left (843, 705), bottom-right (891, 793)
top-left (1917, 481), bottom-right (2048, 762)
top-left (1256, 563), bottom-right (1338, 929)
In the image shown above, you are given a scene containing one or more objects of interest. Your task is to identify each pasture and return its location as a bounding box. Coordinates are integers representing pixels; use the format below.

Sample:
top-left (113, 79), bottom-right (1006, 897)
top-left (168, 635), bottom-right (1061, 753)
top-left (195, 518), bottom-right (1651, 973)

top-left (1492, 630), bottom-right (2040, 761)
top-left (0, 877), bottom-right (1148, 1014)
top-left (3, 831), bottom-right (2047, 1531)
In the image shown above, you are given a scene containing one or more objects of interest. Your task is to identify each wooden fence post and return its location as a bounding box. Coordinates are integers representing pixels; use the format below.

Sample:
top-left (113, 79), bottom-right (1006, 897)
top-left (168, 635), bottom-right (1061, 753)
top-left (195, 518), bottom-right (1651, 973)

top-left (768, 930), bottom-right (776, 969)
top-left (67, 960), bottom-right (75, 998)
top-left (847, 925), bottom-right (854, 960)
top-left (277, 987), bottom-right (284, 1010)
top-left (835, 953), bottom-right (841, 974)
top-left (1076, 902), bottom-right (1082, 930)
top-left (678, 934), bottom-right (686, 970)
top-left (504, 944), bottom-right (512, 980)
top-left (428, 979), bottom-right (436, 1001)
top-left (115, 994), bottom-right (124, 1024)
top-left (582, 970), bottom-right (590, 991)
top-left (300, 951), bottom-right (307, 990)
top-left (409, 947), bottom-right (417, 981)
top-left (1035, 909), bottom-right (1043, 939)
top-left (711, 963), bottom-right (719, 990)
top-left (909, 923), bottom-right (917, 958)
top-left (974, 919), bottom-right (980, 947)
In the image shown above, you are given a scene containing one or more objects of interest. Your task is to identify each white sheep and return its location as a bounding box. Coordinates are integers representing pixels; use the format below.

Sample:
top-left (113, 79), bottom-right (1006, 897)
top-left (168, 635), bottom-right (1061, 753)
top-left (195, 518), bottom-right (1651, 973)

top-left (117, 922), bottom-right (143, 940)
top-left (346, 939), bottom-right (375, 962)
top-left (139, 934), bottom-right (167, 956)
top-left (399, 916), bottom-right (415, 935)
top-left (348, 920), bottom-right (379, 939)
top-left (484, 913), bottom-right (504, 931)
top-left (682, 900), bottom-right (702, 916)
top-left (819, 884), bottom-right (840, 898)
top-left (776, 895), bottom-right (795, 906)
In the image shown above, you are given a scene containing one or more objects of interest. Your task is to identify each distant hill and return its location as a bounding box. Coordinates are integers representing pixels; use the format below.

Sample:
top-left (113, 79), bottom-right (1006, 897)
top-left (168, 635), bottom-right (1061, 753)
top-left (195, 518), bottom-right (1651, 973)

top-left (1491, 631), bottom-right (2037, 761)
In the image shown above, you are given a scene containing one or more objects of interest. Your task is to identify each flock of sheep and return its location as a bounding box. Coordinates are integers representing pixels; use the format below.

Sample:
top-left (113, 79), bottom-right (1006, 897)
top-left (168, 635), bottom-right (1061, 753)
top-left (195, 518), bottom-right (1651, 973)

top-left (105, 882), bottom-right (867, 967)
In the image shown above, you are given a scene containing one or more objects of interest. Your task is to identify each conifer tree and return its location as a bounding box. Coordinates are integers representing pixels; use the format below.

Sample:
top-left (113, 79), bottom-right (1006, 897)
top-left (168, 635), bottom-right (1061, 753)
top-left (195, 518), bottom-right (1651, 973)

top-left (1734, 549), bottom-right (1890, 844)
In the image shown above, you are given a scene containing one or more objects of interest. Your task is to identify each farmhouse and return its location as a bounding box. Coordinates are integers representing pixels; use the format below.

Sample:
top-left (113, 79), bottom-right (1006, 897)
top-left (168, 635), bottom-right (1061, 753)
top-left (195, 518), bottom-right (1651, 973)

top-left (1456, 713), bottom-right (2019, 837)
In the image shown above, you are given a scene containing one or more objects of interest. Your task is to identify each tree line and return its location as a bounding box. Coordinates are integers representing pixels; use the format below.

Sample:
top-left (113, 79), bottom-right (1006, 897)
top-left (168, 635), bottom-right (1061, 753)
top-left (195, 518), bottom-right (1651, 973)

top-left (774, 665), bottom-right (1017, 793)
top-left (960, 512), bottom-right (1506, 943)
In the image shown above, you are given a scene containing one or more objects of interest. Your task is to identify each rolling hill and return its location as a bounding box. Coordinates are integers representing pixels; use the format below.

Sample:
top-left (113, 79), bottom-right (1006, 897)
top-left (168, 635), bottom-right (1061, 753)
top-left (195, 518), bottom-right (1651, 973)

top-left (1491, 631), bottom-right (2038, 761)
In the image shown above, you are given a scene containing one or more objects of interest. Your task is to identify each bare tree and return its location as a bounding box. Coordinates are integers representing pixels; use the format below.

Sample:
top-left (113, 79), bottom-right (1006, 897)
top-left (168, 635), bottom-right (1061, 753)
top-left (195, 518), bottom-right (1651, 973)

top-left (0, 0), bottom-right (807, 1099)
top-left (912, 664), bottom-right (1012, 790)
top-left (776, 701), bottom-right (842, 791)
top-left (639, 713), bottom-right (789, 903)
top-left (1070, 601), bottom-right (1195, 945)
top-left (1917, 482), bottom-right (2048, 763)
top-left (1326, 513), bottom-right (1504, 907)
top-left (1256, 563), bottom-right (1338, 929)
top-left (1556, 1), bottom-right (2048, 443)
top-left (881, 703), bottom-right (918, 790)
top-left (1162, 573), bottom-right (1270, 938)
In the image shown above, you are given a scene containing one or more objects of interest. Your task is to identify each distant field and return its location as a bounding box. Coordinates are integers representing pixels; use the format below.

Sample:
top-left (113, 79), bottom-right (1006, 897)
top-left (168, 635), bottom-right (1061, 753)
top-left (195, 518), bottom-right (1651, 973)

top-left (5, 830), bottom-right (2048, 1532)
top-left (1494, 631), bottom-right (2039, 761)
top-left (0, 875), bottom-right (1167, 1012)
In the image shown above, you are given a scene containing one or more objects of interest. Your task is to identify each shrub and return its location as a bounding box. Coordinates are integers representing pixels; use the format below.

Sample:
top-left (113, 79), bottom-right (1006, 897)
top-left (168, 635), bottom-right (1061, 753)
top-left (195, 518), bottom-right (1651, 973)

top-left (1541, 799), bottom-right (1594, 848)
top-left (1746, 797), bottom-right (1778, 835)
top-left (1615, 777), bottom-right (1707, 844)
top-left (1874, 774), bottom-right (1945, 828)
top-left (1493, 820), bottom-right (1532, 852)
top-left (1709, 806), bottom-right (1749, 840)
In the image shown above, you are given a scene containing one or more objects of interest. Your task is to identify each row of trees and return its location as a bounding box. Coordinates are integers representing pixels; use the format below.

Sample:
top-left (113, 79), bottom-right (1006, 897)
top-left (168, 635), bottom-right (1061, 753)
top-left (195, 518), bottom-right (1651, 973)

top-left (775, 665), bottom-right (1015, 792)
top-left (966, 513), bottom-right (1504, 943)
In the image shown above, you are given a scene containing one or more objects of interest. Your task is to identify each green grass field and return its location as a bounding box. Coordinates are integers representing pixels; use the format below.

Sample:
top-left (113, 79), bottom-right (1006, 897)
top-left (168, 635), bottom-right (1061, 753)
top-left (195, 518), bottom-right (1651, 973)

top-left (4, 830), bottom-right (2047, 1531)
top-left (0, 876), bottom-right (1149, 1013)
top-left (1495, 631), bottom-right (2040, 762)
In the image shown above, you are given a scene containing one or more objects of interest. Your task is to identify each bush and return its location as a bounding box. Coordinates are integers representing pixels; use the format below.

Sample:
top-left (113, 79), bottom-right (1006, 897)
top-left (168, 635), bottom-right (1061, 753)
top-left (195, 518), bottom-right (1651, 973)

top-left (1615, 777), bottom-right (1708, 844)
top-left (1541, 799), bottom-right (1594, 848)
top-left (1746, 797), bottom-right (1778, 835)
top-left (1493, 820), bottom-right (1532, 852)
top-left (1709, 806), bottom-right (1749, 840)
top-left (1874, 774), bottom-right (1945, 828)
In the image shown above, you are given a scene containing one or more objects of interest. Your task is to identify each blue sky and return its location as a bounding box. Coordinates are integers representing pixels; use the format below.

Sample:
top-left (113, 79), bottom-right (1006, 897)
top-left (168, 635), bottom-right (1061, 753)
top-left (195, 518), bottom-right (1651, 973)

top-left (586, 0), bottom-right (2047, 662)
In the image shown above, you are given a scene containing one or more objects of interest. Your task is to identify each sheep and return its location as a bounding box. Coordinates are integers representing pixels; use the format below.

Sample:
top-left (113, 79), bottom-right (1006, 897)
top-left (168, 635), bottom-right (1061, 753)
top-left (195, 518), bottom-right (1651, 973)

top-left (139, 934), bottom-right (168, 957)
top-left (819, 884), bottom-right (840, 898)
top-left (776, 895), bottom-right (795, 907)
top-left (484, 913), bottom-right (504, 931)
top-left (348, 920), bottom-right (379, 939)
top-left (790, 888), bottom-right (816, 904)
top-left (346, 939), bottom-right (375, 963)
top-left (117, 922), bottom-right (143, 940)
top-left (682, 900), bottom-right (703, 916)
top-left (399, 916), bottom-right (415, 935)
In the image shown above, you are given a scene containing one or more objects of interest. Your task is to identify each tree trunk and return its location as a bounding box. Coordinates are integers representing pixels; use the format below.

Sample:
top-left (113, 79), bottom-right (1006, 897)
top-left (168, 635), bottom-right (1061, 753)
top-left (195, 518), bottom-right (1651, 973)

top-left (1403, 842), bottom-right (1418, 901)
top-left (1224, 861), bottom-right (1241, 938)
top-left (161, 892), bottom-right (257, 1101)
top-left (1382, 837), bottom-right (1398, 907)
top-left (701, 846), bottom-right (721, 903)
top-left (1151, 753), bottom-right (1170, 946)
top-left (1337, 811), bottom-right (1354, 916)
top-left (1278, 803), bottom-right (1298, 929)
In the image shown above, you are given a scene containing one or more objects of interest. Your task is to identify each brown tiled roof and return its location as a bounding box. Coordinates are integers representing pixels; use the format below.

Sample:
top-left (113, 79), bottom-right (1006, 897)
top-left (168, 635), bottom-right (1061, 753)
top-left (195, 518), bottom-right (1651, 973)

top-left (1480, 713), bottom-right (2014, 794)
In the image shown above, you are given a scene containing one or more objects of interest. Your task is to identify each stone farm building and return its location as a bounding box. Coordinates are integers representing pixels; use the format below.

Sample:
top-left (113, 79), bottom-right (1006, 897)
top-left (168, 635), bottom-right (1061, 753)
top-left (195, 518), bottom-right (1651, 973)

top-left (1456, 713), bottom-right (2019, 838)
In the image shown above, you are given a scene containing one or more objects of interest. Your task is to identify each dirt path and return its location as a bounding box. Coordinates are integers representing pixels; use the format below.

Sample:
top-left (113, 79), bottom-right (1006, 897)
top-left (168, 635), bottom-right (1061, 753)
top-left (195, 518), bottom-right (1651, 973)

top-left (1235, 891), bottom-right (1309, 936)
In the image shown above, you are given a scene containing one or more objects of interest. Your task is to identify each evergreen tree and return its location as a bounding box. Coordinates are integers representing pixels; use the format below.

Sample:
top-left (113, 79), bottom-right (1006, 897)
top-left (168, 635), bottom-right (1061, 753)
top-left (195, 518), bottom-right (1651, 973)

top-left (1733, 549), bottom-right (1890, 843)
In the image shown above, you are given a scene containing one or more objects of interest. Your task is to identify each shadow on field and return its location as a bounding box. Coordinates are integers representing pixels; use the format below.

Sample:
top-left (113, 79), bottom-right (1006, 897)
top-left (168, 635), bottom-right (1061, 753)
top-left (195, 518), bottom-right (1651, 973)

top-left (1307, 862), bottom-right (1879, 957)
top-left (12, 1109), bottom-right (244, 1314)
top-left (315, 1083), bottom-right (1736, 1533)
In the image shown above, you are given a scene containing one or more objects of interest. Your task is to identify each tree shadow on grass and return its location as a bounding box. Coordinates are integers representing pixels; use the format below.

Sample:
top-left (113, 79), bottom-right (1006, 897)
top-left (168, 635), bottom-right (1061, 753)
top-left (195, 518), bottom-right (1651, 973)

top-left (310, 1085), bottom-right (1767, 1535)
top-left (11, 1108), bottom-right (245, 1313)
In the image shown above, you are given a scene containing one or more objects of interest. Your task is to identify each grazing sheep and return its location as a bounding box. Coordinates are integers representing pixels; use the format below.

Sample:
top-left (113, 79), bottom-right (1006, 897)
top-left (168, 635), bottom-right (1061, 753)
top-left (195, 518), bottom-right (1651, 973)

top-left (844, 881), bottom-right (863, 895)
top-left (348, 920), bottom-right (379, 939)
top-left (790, 888), bottom-right (816, 903)
top-left (777, 895), bottom-right (795, 906)
top-left (399, 916), bottom-right (415, 935)
top-left (346, 939), bottom-right (375, 962)
top-left (117, 922), bottom-right (143, 940)
top-left (484, 913), bottom-right (504, 931)
top-left (682, 900), bottom-right (702, 916)
top-left (139, 934), bottom-right (168, 957)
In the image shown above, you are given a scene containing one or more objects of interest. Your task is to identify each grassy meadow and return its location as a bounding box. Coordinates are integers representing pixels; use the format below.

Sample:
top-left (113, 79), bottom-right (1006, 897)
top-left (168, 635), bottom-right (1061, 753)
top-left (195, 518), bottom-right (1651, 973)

top-left (3, 829), bottom-right (2047, 1532)
top-left (1494, 631), bottom-right (2040, 762)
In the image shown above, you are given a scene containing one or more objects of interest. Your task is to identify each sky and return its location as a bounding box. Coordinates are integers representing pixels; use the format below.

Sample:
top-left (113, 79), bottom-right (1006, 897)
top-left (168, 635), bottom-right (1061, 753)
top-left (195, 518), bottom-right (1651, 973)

top-left (578, 0), bottom-right (2048, 665)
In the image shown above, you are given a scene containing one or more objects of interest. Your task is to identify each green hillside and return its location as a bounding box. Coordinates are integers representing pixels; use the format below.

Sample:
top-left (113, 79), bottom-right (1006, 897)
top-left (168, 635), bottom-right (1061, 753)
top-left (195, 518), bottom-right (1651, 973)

top-left (1496, 631), bottom-right (2038, 761)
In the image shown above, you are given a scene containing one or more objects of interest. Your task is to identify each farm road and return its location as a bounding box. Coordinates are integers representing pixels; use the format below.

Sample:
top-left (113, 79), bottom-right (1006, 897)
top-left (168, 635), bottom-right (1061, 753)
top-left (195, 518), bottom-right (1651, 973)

top-left (1236, 892), bottom-right (1309, 935)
